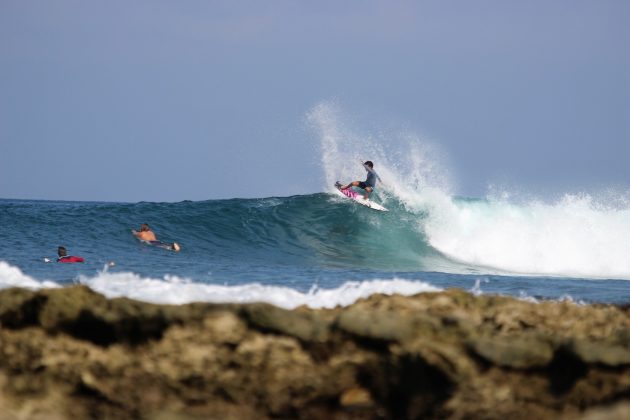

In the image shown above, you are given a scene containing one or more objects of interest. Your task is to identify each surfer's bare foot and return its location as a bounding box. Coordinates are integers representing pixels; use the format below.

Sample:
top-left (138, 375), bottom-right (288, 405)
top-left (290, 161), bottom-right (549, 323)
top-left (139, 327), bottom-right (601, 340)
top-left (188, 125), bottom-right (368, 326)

top-left (172, 243), bottom-right (181, 252)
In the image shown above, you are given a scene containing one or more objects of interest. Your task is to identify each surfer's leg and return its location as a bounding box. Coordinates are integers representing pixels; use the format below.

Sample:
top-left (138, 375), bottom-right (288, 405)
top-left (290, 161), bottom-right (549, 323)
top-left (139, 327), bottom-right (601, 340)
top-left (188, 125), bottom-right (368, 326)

top-left (364, 186), bottom-right (373, 199)
top-left (342, 181), bottom-right (360, 190)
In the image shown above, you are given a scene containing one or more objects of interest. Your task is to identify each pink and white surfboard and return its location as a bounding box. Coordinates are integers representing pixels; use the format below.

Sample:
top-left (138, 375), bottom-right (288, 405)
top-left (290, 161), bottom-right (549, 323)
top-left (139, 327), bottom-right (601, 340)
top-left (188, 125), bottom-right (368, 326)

top-left (333, 183), bottom-right (388, 212)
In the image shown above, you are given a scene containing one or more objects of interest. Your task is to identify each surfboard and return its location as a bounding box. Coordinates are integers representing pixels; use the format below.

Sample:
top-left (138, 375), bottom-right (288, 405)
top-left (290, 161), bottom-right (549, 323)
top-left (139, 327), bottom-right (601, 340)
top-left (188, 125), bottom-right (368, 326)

top-left (334, 182), bottom-right (388, 212)
top-left (144, 240), bottom-right (181, 251)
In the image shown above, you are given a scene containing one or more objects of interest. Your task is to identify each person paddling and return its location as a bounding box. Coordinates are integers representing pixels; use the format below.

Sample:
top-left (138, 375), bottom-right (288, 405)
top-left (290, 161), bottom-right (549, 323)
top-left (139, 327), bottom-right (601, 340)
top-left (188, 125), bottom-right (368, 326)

top-left (56, 246), bottom-right (85, 263)
top-left (133, 223), bottom-right (157, 241)
top-left (132, 223), bottom-right (181, 252)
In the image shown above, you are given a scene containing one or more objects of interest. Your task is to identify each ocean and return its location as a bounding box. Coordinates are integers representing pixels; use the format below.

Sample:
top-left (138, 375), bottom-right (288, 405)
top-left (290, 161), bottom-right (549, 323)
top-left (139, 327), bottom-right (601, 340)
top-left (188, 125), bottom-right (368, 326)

top-left (2, 104), bottom-right (629, 308)
top-left (1, 192), bottom-right (629, 308)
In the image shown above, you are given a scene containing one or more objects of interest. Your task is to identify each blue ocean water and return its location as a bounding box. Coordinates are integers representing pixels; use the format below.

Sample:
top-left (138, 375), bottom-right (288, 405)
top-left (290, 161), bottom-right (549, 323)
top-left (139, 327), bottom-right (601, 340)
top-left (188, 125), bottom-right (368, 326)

top-left (1, 195), bottom-right (629, 307)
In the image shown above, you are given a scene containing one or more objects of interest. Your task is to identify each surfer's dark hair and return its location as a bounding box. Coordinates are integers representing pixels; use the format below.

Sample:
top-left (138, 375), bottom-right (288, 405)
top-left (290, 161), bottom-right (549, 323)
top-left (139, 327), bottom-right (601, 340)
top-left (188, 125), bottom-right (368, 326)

top-left (365, 161), bottom-right (373, 168)
top-left (58, 246), bottom-right (67, 257)
top-left (141, 223), bottom-right (150, 232)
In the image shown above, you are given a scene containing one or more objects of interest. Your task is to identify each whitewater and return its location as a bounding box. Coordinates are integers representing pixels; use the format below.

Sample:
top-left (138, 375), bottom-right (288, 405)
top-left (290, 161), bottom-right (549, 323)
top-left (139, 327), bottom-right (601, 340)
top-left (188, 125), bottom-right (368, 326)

top-left (1, 103), bottom-right (629, 306)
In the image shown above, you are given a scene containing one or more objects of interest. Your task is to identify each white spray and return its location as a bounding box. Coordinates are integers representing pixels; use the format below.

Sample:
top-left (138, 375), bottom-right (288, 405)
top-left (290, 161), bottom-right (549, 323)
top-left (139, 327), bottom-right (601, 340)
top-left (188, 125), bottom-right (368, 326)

top-left (0, 261), bottom-right (440, 309)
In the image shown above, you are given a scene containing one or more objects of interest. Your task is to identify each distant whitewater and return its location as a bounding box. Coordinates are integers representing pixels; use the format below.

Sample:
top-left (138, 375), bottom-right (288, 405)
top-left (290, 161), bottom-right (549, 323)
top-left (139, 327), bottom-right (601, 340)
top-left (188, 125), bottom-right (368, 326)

top-left (1, 102), bottom-right (629, 305)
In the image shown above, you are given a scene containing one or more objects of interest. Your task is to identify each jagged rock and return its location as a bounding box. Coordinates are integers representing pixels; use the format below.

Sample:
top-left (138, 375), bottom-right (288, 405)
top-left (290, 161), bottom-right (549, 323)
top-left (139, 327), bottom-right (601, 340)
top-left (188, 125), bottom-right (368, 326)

top-left (242, 303), bottom-right (330, 342)
top-left (568, 339), bottom-right (630, 366)
top-left (578, 401), bottom-right (630, 420)
top-left (0, 286), bottom-right (629, 419)
top-left (468, 333), bottom-right (555, 368)
top-left (340, 386), bottom-right (374, 407)
top-left (0, 288), bottom-right (41, 328)
top-left (336, 305), bottom-right (414, 341)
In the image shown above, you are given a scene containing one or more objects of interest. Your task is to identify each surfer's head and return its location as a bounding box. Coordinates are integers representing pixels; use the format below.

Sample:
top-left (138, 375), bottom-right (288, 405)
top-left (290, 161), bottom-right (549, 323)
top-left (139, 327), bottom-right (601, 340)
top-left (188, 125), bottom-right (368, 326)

top-left (141, 223), bottom-right (150, 232)
top-left (57, 246), bottom-right (67, 257)
top-left (365, 161), bottom-right (373, 169)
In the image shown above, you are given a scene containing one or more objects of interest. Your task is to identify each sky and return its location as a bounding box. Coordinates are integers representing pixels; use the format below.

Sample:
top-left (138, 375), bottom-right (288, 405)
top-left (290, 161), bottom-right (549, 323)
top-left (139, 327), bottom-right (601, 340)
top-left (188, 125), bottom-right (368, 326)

top-left (1, 0), bottom-right (628, 202)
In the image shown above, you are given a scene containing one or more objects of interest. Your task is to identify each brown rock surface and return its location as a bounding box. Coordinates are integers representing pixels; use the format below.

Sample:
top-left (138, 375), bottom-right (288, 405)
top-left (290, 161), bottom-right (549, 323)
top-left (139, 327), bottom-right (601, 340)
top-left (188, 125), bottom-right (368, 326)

top-left (0, 286), bottom-right (629, 419)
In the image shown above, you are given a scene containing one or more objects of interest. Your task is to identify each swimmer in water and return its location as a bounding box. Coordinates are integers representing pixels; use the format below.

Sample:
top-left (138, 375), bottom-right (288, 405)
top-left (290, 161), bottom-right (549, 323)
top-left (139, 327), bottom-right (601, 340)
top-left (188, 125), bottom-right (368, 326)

top-left (56, 246), bottom-right (85, 263)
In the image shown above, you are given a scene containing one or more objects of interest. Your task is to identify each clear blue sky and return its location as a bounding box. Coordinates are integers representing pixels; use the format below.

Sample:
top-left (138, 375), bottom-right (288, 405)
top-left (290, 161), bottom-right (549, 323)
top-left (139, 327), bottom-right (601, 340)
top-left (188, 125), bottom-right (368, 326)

top-left (1, 1), bottom-right (628, 202)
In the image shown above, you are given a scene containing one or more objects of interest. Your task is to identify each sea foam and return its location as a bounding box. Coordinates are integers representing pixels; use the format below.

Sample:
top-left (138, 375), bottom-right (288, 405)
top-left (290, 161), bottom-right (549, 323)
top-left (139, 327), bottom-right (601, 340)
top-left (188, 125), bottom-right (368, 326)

top-left (424, 193), bottom-right (630, 280)
top-left (0, 261), bottom-right (441, 309)
top-left (0, 261), bottom-right (60, 289)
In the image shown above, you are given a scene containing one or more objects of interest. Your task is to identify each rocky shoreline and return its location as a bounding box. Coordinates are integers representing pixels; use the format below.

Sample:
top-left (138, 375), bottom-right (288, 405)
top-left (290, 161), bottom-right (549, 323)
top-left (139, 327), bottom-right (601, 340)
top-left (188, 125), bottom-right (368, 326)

top-left (1, 286), bottom-right (629, 419)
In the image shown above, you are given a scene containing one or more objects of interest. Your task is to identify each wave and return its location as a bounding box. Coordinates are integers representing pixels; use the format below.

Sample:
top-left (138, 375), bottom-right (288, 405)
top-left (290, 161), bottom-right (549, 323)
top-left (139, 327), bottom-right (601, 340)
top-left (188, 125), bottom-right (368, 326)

top-left (309, 101), bottom-right (630, 280)
top-left (2, 184), bottom-right (630, 282)
top-left (0, 261), bottom-right (440, 309)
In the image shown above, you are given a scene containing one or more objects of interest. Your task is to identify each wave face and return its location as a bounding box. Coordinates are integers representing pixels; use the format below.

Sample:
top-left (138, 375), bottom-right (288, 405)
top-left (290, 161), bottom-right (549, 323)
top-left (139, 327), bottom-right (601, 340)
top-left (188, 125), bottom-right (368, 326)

top-left (0, 194), bottom-right (445, 279)
top-left (5, 189), bottom-right (629, 282)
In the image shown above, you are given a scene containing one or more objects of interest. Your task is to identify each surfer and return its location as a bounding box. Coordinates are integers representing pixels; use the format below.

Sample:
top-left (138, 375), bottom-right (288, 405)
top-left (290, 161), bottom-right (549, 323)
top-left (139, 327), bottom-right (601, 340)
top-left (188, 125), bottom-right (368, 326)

top-left (133, 223), bottom-right (157, 241)
top-left (56, 246), bottom-right (85, 263)
top-left (132, 223), bottom-right (181, 252)
top-left (339, 160), bottom-right (382, 199)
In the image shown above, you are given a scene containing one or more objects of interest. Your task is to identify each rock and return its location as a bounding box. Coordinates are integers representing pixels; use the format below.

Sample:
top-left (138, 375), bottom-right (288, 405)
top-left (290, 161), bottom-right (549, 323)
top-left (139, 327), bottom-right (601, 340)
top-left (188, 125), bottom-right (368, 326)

top-left (336, 306), bottom-right (412, 341)
top-left (578, 401), bottom-right (630, 420)
top-left (339, 387), bottom-right (373, 408)
top-left (568, 339), bottom-right (630, 367)
top-left (242, 303), bottom-right (330, 342)
top-left (1, 286), bottom-right (630, 419)
top-left (335, 304), bottom-right (438, 343)
top-left (202, 311), bottom-right (247, 344)
top-left (468, 333), bottom-right (555, 369)
top-left (0, 288), bottom-right (42, 328)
